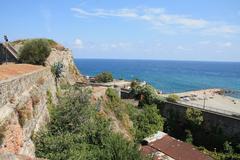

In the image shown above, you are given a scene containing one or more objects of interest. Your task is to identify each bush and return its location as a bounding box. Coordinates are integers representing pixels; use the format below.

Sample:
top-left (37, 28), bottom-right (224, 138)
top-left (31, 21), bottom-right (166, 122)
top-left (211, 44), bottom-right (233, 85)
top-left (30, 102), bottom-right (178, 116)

top-left (95, 72), bottom-right (113, 83)
top-left (51, 62), bottom-right (64, 79)
top-left (185, 108), bottom-right (203, 127)
top-left (34, 86), bottom-right (145, 160)
top-left (131, 84), bottom-right (164, 106)
top-left (166, 94), bottom-right (180, 103)
top-left (134, 104), bottom-right (164, 141)
top-left (106, 88), bottom-right (119, 101)
top-left (19, 39), bottom-right (51, 65)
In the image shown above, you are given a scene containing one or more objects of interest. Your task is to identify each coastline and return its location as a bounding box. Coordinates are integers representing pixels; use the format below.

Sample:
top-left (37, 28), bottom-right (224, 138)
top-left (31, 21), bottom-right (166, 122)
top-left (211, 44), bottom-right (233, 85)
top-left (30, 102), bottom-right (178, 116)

top-left (163, 88), bottom-right (240, 116)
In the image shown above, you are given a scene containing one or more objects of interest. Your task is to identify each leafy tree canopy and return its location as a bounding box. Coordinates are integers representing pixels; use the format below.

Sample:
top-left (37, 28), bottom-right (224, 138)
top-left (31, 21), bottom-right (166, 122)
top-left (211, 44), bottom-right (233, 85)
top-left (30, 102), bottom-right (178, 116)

top-left (19, 39), bottom-right (51, 65)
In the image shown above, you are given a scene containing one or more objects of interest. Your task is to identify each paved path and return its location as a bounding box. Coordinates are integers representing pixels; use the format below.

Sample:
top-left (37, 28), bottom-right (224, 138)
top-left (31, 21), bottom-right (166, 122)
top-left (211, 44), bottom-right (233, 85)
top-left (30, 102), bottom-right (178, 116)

top-left (0, 64), bottom-right (44, 81)
top-left (166, 89), bottom-right (240, 116)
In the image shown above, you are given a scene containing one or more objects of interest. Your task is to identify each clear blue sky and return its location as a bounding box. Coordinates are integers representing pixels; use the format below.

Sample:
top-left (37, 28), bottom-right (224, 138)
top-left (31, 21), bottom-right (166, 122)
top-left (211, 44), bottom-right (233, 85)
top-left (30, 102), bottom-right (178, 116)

top-left (1, 0), bottom-right (240, 61)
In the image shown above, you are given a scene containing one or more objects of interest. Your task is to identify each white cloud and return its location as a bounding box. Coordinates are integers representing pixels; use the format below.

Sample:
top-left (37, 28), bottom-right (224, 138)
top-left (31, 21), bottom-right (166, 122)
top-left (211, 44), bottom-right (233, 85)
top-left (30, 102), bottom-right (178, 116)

top-left (71, 7), bottom-right (240, 35)
top-left (74, 38), bottom-right (84, 49)
top-left (202, 25), bottom-right (240, 35)
top-left (71, 7), bottom-right (207, 29)
top-left (71, 8), bottom-right (138, 18)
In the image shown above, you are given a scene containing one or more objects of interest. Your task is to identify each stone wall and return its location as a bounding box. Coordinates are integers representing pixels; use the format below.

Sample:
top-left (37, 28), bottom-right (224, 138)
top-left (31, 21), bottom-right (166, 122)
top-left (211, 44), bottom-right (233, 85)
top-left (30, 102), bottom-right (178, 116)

top-left (0, 67), bottom-right (57, 157)
top-left (160, 102), bottom-right (240, 137)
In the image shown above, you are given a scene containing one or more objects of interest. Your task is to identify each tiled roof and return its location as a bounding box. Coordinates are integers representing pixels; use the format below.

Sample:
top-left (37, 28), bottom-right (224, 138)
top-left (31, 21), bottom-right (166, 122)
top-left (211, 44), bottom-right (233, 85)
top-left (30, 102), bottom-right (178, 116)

top-left (141, 134), bottom-right (213, 160)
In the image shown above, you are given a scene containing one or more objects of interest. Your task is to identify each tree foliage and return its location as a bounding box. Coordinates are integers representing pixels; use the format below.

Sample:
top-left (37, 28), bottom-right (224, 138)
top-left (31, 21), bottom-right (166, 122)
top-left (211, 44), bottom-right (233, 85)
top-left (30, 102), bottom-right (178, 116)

top-left (51, 62), bottom-right (64, 80)
top-left (95, 72), bottom-right (113, 83)
top-left (34, 85), bottom-right (145, 160)
top-left (166, 94), bottom-right (180, 103)
top-left (134, 104), bottom-right (164, 141)
top-left (19, 39), bottom-right (51, 65)
top-left (131, 84), bottom-right (164, 106)
top-left (185, 108), bottom-right (203, 127)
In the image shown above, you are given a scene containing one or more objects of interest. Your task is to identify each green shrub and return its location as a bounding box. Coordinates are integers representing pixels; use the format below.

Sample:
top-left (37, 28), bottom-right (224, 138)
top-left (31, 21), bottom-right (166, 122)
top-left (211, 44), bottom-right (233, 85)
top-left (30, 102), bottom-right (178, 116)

top-left (223, 141), bottom-right (234, 154)
top-left (166, 94), bottom-right (180, 103)
top-left (51, 62), bottom-right (64, 80)
top-left (134, 104), bottom-right (164, 141)
top-left (185, 107), bottom-right (203, 127)
top-left (106, 88), bottom-right (119, 101)
top-left (95, 72), bottom-right (113, 83)
top-left (34, 86), bottom-right (145, 160)
top-left (19, 39), bottom-right (51, 65)
top-left (131, 84), bottom-right (165, 106)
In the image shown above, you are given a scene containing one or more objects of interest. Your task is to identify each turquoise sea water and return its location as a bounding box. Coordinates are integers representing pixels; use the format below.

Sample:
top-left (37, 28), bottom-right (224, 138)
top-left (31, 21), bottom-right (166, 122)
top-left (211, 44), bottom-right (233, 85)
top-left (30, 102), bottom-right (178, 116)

top-left (75, 59), bottom-right (240, 98)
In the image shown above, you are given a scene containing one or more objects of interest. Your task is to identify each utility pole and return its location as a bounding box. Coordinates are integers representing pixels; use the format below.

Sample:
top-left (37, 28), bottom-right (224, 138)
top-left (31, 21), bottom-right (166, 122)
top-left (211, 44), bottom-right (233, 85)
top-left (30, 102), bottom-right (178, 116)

top-left (4, 35), bottom-right (9, 64)
top-left (203, 91), bottom-right (206, 109)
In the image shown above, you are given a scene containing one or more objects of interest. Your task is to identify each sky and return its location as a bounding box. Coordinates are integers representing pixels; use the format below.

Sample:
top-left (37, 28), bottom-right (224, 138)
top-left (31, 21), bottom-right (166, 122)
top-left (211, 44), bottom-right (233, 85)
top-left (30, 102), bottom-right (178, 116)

top-left (0, 0), bottom-right (240, 62)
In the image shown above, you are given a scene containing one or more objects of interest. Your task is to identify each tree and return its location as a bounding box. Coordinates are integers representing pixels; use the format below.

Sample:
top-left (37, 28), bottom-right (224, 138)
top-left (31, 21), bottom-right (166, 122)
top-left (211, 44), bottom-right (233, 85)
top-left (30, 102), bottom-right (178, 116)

top-left (185, 129), bottom-right (193, 144)
top-left (223, 141), bottom-right (234, 154)
top-left (166, 94), bottom-right (180, 103)
top-left (51, 62), bottom-right (64, 85)
top-left (132, 85), bottom-right (158, 106)
top-left (106, 88), bottom-right (119, 102)
top-left (101, 134), bottom-right (143, 160)
top-left (135, 104), bottom-right (164, 141)
top-left (95, 72), bottom-right (113, 83)
top-left (19, 39), bottom-right (51, 65)
top-left (185, 108), bottom-right (203, 127)
top-left (34, 85), bottom-right (145, 160)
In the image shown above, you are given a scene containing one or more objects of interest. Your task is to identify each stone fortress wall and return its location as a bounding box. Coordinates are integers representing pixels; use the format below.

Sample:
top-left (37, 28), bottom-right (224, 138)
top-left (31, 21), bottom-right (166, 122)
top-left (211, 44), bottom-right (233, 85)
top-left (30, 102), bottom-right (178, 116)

top-left (0, 65), bottom-right (57, 157)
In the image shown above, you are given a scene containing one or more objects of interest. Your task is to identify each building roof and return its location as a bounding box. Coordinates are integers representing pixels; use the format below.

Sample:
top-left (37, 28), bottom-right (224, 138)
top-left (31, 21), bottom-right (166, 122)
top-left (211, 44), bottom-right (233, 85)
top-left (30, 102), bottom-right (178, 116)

top-left (141, 131), bottom-right (213, 160)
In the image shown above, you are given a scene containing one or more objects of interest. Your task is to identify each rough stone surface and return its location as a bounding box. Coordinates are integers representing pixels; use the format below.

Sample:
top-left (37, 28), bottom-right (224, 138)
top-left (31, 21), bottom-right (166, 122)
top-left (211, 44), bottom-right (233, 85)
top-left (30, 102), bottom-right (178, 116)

top-left (0, 65), bottom-right (57, 158)
top-left (0, 153), bottom-right (45, 160)
top-left (45, 48), bottom-right (85, 84)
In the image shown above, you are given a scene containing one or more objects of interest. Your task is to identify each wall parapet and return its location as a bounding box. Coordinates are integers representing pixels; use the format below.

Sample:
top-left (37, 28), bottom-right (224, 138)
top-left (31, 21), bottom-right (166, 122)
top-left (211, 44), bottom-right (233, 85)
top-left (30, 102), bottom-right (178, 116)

top-left (0, 67), bottom-right (51, 108)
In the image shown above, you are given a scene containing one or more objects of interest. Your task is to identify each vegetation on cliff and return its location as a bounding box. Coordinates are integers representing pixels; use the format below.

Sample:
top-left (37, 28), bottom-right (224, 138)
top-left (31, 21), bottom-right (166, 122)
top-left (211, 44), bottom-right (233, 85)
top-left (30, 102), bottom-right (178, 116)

top-left (95, 72), bottom-right (113, 83)
top-left (19, 39), bottom-right (51, 65)
top-left (34, 86), bottom-right (146, 160)
top-left (104, 88), bottom-right (165, 142)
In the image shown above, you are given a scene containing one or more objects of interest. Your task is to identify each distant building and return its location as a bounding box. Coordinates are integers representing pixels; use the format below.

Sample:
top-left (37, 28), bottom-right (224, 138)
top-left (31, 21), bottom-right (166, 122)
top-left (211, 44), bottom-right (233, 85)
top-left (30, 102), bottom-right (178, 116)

top-left (140, 131), bottom-right (212, 160)
top-left (0, 42), bottom-right (19, 64)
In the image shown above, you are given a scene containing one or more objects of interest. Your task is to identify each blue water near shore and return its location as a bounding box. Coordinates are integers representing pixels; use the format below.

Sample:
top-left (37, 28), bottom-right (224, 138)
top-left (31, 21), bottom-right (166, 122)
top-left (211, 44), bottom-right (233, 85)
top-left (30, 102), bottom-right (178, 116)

top-left (75, 59), bottom-right (240, 98)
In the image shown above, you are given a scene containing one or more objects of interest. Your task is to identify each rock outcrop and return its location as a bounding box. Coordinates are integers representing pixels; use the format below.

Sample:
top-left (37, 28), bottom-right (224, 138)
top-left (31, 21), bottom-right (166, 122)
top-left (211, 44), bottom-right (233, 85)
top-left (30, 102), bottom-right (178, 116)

top-left (0, 39), bottom-right (84, 159)
top-left (45, 47), bottom-right (84, 85)
top-left (12, 39), bottom-right (85, 85)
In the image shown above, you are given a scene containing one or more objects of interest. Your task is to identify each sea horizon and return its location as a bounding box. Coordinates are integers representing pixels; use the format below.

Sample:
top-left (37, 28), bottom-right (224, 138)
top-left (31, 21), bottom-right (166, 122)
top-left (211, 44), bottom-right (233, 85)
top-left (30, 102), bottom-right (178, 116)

top-left (74, 58), bottom-right (240, 63)
top-left (75, 58), bottom-right (240, 98)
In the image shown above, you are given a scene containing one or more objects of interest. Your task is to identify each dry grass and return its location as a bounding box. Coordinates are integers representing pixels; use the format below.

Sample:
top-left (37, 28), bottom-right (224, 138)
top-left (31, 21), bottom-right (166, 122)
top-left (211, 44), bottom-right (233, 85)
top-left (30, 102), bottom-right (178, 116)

top-left (36, 77), bottom-right (45, 86)
top-left (32, 95), bottom-right (40, 107)
top-left (17, 107), bottom-right (32, 127)
top-left (0, 125), bottom-right (6, 145)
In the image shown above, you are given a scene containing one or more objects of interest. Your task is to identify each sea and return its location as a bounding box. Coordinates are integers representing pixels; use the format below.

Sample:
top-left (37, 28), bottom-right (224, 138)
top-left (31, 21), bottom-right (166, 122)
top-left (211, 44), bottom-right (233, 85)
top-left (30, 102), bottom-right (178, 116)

top-left (75, 59), bottom-right (240, 98)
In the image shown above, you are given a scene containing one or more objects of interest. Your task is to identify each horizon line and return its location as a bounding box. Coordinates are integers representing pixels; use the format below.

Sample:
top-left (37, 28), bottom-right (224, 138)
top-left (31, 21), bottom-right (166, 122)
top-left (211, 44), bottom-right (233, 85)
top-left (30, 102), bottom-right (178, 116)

top-left (74, 58), bottom-right (240, 63)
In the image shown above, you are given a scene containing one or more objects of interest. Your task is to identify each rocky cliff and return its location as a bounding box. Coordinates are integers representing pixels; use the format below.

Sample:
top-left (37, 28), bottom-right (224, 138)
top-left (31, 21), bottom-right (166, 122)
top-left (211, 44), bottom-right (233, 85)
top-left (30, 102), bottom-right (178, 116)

top-left (12, 39), bottom-right (85, 85)
top-left (0, 39), bottom-right (84, 159)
